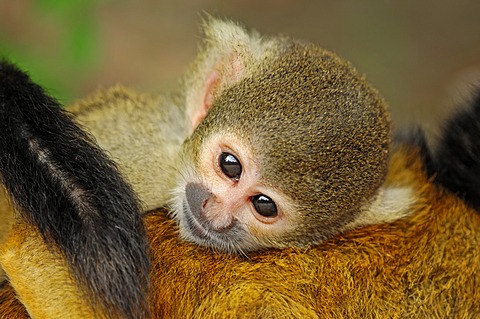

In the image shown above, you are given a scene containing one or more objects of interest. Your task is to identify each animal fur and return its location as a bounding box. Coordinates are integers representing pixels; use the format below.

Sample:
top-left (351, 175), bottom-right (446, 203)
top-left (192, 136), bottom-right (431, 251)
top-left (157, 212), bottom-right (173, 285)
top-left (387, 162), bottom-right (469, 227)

top-left (0, 61), bottom-right (150, 318)
top-left (67, 85), bottom-right (185, 211)
top-left (0, 142), bottom-right (479, 318)
top-left (0, 20), bottom-right (480, 318)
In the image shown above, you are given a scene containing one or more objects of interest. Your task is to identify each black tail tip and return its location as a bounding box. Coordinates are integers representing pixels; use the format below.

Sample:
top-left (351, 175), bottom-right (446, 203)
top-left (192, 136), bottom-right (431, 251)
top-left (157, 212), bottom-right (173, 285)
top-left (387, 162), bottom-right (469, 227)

top-left (0, 60), bottom-right (29, 85)
top-left (432, 87), bottom-right (480, 211)
top-left (0, 60), bottom-right (41, 103)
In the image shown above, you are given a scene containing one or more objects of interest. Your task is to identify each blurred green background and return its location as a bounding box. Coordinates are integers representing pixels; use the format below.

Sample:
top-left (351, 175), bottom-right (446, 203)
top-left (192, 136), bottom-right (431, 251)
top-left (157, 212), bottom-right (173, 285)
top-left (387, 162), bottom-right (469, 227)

top-left (1, 0), bottom-right (479, 134)
top-left (0, 0), bottom-right (101, 102)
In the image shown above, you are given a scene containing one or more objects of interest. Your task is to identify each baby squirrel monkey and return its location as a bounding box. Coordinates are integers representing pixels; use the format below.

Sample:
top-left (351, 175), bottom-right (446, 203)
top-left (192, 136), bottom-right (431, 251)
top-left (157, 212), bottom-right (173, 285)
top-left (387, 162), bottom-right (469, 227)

top-left (71, 19), bottom-right (408, 254)
top-left (171, 19), bottom-right (399, 253)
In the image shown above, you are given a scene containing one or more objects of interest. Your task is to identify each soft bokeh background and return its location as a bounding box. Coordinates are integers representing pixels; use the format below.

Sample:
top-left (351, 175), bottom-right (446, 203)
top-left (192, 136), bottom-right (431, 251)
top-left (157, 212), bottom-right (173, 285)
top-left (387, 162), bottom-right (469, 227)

top-left (1, 0), bottom-right (479, 135)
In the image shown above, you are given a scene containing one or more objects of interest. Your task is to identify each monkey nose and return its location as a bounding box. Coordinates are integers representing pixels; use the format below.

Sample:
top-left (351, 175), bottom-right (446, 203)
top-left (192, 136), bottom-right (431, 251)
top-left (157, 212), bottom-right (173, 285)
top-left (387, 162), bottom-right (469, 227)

top-left (185, 182), bottom-right (211, 218)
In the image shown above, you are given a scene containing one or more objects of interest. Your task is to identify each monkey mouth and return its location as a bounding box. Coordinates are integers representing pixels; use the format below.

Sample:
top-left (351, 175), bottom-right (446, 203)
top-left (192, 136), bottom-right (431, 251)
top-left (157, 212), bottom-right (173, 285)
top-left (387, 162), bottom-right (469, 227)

top-left (182, 200), bottom-right (214, 241)
top-left (181, 200), bottom-right (244, 251)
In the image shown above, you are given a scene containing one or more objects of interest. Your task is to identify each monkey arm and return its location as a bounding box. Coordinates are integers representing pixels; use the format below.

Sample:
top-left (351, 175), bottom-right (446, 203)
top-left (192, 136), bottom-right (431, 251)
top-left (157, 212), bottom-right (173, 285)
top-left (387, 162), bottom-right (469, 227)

top-left (67, 86), bottom-right (185, 212)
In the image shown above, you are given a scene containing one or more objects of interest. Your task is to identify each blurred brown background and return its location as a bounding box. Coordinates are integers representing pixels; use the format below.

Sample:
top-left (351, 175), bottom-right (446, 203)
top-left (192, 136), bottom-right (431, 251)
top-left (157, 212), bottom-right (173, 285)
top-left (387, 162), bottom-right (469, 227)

top-left (1, 0), bottom-right (479, 134)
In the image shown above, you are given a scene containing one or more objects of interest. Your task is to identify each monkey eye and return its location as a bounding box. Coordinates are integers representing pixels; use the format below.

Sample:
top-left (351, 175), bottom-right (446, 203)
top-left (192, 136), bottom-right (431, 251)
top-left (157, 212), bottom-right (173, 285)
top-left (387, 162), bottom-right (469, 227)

top-left (251, 194), bottom-right (278, 218)
top-left (219, 152), bottom-right (242, 181)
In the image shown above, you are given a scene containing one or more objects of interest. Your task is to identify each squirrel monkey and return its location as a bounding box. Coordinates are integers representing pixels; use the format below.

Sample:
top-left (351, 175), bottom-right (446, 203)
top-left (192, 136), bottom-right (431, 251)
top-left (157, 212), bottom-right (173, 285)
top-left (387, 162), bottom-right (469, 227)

top-left (0, 18), bottom-right (479, 318)
top-left (70, 19), bottom-right (409, 254)
top-left (170, 19), bottom-right (408, 253)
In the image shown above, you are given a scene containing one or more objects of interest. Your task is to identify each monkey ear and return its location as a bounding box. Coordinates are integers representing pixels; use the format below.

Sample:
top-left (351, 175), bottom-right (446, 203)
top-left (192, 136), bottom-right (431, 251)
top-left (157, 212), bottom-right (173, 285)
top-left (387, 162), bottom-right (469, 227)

top-left (189, 51), bottom-right (246, 131)
top-left (184, 18), bottom-right (268, 133)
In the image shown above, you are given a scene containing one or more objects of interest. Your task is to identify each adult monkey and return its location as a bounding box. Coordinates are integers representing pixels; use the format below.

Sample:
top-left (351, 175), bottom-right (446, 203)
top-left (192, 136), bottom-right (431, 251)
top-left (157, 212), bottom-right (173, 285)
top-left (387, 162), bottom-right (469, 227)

top-left (2, 137), bottom-right (480, 318)
top-left (1, 18), bottom-right (480, 318)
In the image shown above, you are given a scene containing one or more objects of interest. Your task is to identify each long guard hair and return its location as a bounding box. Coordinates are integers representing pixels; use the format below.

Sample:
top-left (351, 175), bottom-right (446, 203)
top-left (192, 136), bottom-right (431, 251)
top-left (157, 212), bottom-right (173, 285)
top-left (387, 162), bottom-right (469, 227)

top-left (0, 61), bottom-right (150, 318)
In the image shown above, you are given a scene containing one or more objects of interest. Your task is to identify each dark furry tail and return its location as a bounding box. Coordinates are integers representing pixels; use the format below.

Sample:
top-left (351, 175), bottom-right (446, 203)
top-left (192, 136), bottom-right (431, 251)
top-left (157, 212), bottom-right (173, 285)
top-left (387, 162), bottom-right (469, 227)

top-left (431, 89), bottom-right (480, 211)
top-left (0, 61), bottom-right (150, 318)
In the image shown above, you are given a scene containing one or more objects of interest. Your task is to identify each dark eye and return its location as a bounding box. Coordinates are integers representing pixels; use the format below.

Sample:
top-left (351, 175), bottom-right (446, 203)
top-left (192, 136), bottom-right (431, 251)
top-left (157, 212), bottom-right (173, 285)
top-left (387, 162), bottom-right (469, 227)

top-left (251, 194), bottom-right (278, 218)
top-left (219, 152), bottom-right (242, 181)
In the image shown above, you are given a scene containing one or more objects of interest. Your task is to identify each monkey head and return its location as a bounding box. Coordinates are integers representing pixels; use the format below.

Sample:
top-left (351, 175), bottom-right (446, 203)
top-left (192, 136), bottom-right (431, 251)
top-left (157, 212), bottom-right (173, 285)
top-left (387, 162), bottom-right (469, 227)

top-left (171, 19), bottom-right (391, 254)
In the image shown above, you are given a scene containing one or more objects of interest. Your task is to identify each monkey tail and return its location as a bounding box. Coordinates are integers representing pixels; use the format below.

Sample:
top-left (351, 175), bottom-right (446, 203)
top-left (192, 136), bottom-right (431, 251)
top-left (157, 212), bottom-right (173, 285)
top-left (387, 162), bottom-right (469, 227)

top-left (0, 61), bottom-right (150, 318)
top-left (431, 88), bottom-right (480, 212)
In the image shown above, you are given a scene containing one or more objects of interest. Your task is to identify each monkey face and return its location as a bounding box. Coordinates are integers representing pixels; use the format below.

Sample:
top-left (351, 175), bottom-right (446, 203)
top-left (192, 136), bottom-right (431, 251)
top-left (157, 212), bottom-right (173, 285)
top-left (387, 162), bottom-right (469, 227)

top-left (171, 133), bottom-right (299, 254)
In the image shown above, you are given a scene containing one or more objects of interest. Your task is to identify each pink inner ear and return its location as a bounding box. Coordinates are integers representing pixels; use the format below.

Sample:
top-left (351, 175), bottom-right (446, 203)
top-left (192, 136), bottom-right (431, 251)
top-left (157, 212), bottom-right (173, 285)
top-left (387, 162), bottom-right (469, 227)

top-left (191, 70), bottom-right (219, 131)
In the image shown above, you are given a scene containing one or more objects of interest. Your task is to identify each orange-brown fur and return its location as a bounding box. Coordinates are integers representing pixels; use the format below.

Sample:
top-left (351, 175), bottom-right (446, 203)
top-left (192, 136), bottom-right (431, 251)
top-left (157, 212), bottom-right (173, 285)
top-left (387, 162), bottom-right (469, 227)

top-left (1, 144), bottom-right (479, 318)
top-left (1, 223), bottom-right (100, 319)
top-left (147, 145), bottom-right (480, 318)
top-left (0, 186), bottom-right (16, 284)
top-left (0, 281), bottom-right (29, 318)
